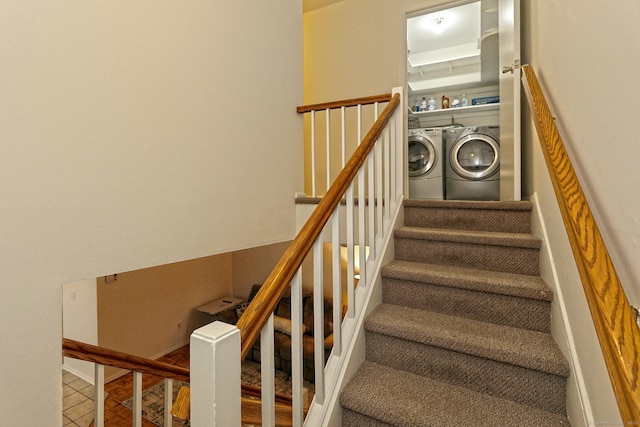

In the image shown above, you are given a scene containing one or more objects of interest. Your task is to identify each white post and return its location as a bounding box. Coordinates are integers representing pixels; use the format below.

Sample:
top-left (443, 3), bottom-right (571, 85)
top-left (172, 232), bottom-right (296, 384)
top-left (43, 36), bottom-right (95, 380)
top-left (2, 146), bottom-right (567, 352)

top-left (190, 321), bottom-right (241, 426)
top-left (392, 87), bottom-right (404, 202)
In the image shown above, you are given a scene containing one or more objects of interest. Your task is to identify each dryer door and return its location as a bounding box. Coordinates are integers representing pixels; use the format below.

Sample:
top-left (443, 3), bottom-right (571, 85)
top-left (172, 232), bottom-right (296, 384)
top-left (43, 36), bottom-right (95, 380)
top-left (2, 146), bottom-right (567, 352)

top-left (450, 134), bottom-right (500, 180)
top-left (408, 135), bottom-right (436, 177)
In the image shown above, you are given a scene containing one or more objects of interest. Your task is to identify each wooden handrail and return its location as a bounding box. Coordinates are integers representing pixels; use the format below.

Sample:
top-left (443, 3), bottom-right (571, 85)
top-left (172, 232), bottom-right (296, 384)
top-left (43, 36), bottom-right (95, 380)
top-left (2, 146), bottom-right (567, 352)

top-left (63, 338), bottom-right (190, 382)
top-left (296, 92), bottom-right (392, 113)
top-left (521, 64), bottom-right (640, 423)
top-left (237, 92), bottom-right (401, 360)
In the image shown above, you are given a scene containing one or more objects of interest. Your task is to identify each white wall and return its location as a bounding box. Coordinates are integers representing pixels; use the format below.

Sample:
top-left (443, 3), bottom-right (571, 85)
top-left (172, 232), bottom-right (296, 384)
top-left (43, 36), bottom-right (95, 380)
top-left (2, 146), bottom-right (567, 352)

top-left (62, 279), bottom-right (98, 383)
top-left (0, 1), bottom-right (302, 424)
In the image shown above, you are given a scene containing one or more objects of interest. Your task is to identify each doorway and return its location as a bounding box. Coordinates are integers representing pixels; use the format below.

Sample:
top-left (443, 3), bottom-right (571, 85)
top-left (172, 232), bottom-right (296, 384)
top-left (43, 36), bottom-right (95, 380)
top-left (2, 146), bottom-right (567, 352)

top-left (406, 0), bottom-right (520, 200)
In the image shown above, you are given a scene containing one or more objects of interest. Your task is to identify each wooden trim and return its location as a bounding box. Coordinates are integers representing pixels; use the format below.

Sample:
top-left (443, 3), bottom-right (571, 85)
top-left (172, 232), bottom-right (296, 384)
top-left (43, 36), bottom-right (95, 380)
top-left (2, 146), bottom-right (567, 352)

top-left (522, 64), bottom-right (640, 424)
top-left (63, 338), bottom-right (190, 382)
top-left (296, 93), bottom-right (392, 113)
top-left (237, 93), bottom-right (401, 360)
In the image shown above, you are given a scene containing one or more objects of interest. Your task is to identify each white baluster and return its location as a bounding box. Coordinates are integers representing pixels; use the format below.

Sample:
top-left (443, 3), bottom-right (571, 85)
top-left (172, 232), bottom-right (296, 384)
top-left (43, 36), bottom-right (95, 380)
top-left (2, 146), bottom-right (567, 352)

top-left (93, 364), bottom-right (104, 427)
top-left (291, 271), bottom-right (305, 427)
top-left (313, 240), bottom-right (325, 404)
top-left (384, 125), bottom-right (391, 222)
top-left (357, 104), bottom-right (367, 287)
top-left (367, 148), bottom-right (375, 265)
top-left (133, 371), bottom-right (142, 427)
top-left (346, 182), bottom-right (355, 319)
top-left (163, 378), bottom-right (172, 427)
top-left (261, 314), bottom-right (276, 427)
top-left (331, 208), bottom-right (342, 355)
top-left (325, 108), bottom-right (331, 193)
top-left (341, 105), bottom-right (346, 168)
top-left (311, 110), bottom-right (317, 197)
top-left (376, 133), bottom-right (384, 241)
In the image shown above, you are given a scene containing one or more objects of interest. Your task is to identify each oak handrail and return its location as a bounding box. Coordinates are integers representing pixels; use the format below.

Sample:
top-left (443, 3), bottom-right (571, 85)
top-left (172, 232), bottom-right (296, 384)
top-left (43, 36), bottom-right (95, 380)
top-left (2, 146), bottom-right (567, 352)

top-left (296, 93), bottom-right (392, 113)
top-left (522, 64), bottom-right (640, 423)
top-left (236, 92), bottom-right (401, 360)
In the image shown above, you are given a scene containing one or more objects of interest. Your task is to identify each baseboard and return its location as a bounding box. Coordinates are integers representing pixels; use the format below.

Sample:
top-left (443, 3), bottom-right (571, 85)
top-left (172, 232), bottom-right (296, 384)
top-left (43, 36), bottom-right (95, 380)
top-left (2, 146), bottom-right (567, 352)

top-left (63, 361), bottom-right (95, 385)
top-left (529, 193), bottom-right (590, 427)
top-left (103, 339), bottom-right (190, 383)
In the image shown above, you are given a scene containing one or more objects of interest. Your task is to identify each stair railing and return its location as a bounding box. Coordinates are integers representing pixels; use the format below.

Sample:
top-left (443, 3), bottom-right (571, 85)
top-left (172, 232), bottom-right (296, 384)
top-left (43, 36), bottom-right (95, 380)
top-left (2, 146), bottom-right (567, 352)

top-left (63, 88), bottom-right (403, 426)
top-left (229, 88), bottom-right (403, 426)
top-left (62, 338), bottom-right (294, 426)
top-left (521, 64), bottom-right (640, 423)
top-left (62, 337), bottom-right (189, 427)
top-left (298, 93), bottom-right (394, 197)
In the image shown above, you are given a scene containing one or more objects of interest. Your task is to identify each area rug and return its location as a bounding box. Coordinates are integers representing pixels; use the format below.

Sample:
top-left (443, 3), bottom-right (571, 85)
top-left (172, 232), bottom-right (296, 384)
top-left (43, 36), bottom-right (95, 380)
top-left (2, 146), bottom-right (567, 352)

top-left (121, 360), bottom-right (314, 426)
top-left (121, 379), bottom-right (189, 427)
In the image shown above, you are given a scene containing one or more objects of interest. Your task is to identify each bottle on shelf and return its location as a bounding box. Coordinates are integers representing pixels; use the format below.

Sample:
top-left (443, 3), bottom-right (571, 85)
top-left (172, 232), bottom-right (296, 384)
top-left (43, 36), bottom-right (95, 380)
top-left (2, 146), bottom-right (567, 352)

top-left (442, 95), bottom-right (450, 109)
top-left (427, 96), bottom-right (436, 111)
top-left (461, 94), bottom-right (468, 107)
top-left (419, 97), bottom-right (427, 112)
top-left (451, 95), bottom-right (460, 108)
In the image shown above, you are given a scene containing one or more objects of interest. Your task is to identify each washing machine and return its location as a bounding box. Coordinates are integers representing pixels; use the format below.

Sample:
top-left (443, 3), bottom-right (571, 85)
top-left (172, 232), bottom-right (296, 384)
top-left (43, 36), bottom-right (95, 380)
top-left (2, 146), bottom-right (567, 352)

top-left (408, 127), bottom-right (444, 199)
top-left (445, 126), bottom-right (500, 201)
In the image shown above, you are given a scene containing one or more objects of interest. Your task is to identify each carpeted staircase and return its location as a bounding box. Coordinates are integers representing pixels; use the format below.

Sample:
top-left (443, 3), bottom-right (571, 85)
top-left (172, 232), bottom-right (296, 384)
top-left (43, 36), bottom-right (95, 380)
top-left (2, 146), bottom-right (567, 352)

top-left (340, 199), bottom-right (571, 426)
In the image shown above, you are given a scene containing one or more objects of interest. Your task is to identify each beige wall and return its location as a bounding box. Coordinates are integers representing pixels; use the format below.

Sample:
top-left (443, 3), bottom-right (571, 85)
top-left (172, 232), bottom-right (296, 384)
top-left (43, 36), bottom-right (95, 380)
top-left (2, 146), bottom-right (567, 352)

top-left (0, 2), bottom-right (302, 424)
top-left (97, 253), bottom-right (233, 380)
top-left (231, 241), bottom-right (292, 300)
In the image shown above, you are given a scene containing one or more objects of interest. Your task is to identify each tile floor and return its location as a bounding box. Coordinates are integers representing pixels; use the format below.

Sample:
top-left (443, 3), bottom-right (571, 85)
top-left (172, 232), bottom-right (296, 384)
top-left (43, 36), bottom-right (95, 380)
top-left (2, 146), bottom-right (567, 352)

top-left (62, 370), bottom-right (97, 427)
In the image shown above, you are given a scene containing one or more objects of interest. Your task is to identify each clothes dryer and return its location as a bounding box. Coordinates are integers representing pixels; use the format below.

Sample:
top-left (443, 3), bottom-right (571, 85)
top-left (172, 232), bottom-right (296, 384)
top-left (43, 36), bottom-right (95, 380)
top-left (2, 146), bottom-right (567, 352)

top-left (445, 126), bottom-right (500, 201)
top-left (408, 127), bottom-right (444, 199)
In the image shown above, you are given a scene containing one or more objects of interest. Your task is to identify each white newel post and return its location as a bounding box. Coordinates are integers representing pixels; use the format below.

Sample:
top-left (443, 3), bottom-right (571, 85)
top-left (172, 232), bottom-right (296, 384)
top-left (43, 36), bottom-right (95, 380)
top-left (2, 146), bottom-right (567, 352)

top-left (190, 321), bottom-right (241, 426)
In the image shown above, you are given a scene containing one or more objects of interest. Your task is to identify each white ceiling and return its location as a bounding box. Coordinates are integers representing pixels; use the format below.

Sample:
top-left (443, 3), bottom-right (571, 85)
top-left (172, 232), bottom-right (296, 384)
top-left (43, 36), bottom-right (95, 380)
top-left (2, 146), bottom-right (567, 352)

top-left (407, 2), bottom-right (482, 59)
top-left (407, 0), bottom-right (499, 92)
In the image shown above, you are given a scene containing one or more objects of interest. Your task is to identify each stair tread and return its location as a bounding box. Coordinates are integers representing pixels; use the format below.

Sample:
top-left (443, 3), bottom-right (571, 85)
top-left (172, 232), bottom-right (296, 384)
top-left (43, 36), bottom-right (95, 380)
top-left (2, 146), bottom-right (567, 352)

top-left (404, 198), bottom-right (534, 211)
top-left (341, 361), bottom-right (570, 427)
top-left (395, 226), bottom-right (541, 248)
top-left (365, 304), bottom-right (569, 377)
top-left (382, 260), bottom-right (553, 302)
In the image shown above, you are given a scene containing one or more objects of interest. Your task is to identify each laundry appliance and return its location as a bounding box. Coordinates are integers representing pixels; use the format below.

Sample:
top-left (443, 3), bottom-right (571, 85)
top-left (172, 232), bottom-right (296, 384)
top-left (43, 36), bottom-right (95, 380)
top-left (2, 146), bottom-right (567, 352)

top-left (408, 127), bottom-right (444, 199)
top-left (445, 126), bottom-right (500, 201)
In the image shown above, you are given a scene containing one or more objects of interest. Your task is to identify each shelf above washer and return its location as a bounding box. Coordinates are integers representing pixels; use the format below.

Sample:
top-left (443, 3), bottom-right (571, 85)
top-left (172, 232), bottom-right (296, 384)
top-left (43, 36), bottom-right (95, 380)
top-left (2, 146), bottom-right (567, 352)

top-left (409, 103), bottom-right (500, 118)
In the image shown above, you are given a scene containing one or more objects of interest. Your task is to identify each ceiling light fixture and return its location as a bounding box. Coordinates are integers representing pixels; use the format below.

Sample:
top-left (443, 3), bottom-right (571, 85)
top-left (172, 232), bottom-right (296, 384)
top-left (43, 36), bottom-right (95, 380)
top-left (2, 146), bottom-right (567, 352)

top-left (422, 11), bottom-right (454, 35)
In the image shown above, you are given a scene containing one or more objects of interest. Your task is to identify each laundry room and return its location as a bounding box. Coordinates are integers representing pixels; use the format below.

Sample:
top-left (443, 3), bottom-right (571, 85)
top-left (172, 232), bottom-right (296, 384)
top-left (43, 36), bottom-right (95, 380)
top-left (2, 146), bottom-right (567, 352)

top-left (406, 0), bottom-right (520, 201)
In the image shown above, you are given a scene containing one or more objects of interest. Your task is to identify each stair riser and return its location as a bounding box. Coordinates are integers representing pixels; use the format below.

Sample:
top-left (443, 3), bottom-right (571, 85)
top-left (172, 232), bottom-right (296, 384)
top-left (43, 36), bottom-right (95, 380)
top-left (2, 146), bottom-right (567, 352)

top-left (342, 409), bottom-right (392, 427)
top-left (394, 239), bottom-right (540, 276)
top-left (382, 279), bottom-right (551, 332)
top-left (404, 206), bottom-right (532, 233)
top-left (365, 332), bottom-right (567, 414)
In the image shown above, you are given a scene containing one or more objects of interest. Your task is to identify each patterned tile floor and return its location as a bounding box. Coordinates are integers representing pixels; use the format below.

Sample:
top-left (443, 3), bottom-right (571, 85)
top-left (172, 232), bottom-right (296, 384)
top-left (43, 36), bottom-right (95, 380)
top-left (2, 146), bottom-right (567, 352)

top-left (62, 370), bottom-right (96, 427)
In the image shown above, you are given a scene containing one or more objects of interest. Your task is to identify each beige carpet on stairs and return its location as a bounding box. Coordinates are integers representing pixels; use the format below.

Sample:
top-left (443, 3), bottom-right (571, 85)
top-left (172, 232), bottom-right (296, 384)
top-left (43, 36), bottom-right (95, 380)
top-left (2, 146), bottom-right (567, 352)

top-left (340, 199), bottom-right (571, 426)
